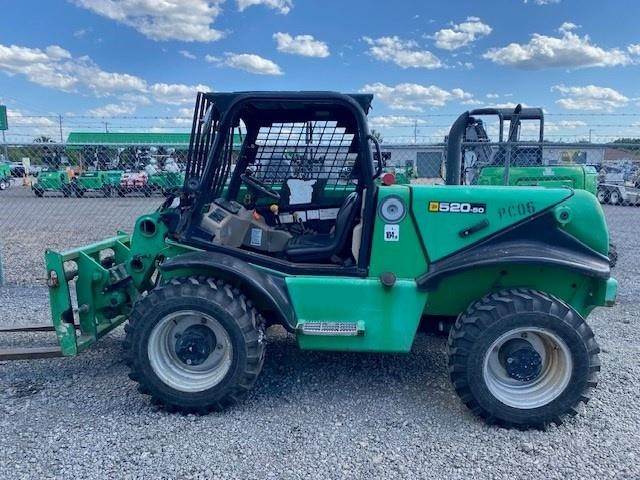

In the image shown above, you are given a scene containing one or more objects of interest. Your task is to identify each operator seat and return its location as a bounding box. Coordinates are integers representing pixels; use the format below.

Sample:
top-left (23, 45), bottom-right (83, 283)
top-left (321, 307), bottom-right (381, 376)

top-left (284, 191), bottom-right (361, 263)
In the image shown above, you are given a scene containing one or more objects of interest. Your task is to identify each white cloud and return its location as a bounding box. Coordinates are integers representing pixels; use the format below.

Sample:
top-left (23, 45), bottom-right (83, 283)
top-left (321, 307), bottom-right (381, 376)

top-left (273, 33), bottom-right (329, 58)
top-left (552, 85), bottom-right (629, 111)
top-left (369, 116), bottom-right (427, 128)
top-left (224, 53), bottom-right (283, 75)
top-left (71, 0), bottom-right (225, 42)
top-left (149, 83), bottom-right (211, 105)
top-left (5, 108), bottom-right (62, 141)
top-left (363, 36), bottom-right (442, 69)
top-left (558, 22), bottom-right (579, 32)
top-left (486, 93), bottom-right (500, 99)
top-left (361, 82), bottom-right (474, 111)
top-left (0, 44), bottom-right (78, 90)
top-left (524, 0), bottom-right (561, 4)
top-left (484, 26), bottom-right (631, 69)
top-left (236, 0), bottom-right (292, 14)
top-left (628, 44), bottom-right (640, 56)
top-left (179, 50), bottom-right (196, 60)
top-left (204, 54), bottom-right (221, 63)
top-left (88, 102), bottom-right (136, 116)
top-left (0, 42), bottom-right (209, 106)
top-left (432, 17), bottom-right (492, 51)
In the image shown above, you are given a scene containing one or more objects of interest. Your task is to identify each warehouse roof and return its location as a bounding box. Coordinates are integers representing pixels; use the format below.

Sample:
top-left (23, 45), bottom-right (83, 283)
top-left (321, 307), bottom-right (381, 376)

top-left (66, 132), bottom-right (243, 145)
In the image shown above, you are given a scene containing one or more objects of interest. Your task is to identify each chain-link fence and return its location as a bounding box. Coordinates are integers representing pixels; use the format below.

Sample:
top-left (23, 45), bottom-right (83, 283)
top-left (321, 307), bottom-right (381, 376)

top-left (1, 140), bottom-right (638, 286)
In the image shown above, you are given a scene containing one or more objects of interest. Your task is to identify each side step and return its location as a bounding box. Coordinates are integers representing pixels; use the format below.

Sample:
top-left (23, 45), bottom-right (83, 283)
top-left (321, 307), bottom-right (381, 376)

top-left (297, 321), bottom-right (365, 336)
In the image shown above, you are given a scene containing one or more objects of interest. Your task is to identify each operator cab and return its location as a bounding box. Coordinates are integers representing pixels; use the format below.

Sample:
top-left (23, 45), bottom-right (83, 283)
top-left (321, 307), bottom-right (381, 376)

top-left (176, 92), bottom-right (379, 269)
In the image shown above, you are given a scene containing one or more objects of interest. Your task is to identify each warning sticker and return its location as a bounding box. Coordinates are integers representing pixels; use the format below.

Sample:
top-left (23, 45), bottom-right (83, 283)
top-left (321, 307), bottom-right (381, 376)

top-left (384, 224), bottom-right (399, 242)
top-left (250, 228), bottom-right (263, 247)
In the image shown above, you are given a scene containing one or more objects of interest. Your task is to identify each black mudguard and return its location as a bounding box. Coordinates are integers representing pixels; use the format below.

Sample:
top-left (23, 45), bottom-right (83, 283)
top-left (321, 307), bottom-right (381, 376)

top-left (416, 240), bottom-right (610, 291)
top-left (160, 251), bottom-right (296, 330)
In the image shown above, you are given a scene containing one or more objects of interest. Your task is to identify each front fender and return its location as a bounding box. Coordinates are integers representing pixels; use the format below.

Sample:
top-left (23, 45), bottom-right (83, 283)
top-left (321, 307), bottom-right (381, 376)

top-left (160, 251), bottom-right (296, 331)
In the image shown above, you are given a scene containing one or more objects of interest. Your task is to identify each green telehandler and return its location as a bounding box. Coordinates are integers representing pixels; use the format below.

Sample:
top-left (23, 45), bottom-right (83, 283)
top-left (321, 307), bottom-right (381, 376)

top-left (2, 92), bottom-right (617, 429)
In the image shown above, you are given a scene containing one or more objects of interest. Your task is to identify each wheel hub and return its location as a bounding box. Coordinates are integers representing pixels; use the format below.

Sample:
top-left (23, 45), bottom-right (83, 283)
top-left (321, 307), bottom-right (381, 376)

top-left (175, 324), bottom-right (217, 366)
top-left (499, 338), bottom-right (542, 382)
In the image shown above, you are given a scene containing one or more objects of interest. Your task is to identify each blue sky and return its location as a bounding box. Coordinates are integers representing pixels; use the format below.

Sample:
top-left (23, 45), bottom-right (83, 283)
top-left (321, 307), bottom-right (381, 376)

top-left (1, 0), bottom-right (639, 142)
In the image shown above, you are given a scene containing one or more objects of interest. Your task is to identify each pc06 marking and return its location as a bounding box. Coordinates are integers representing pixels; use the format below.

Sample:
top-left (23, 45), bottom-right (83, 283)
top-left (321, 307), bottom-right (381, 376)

top-left (428, 201), bottom-right (486, 214)
top-left (498, 201), bottom-right (535, 219)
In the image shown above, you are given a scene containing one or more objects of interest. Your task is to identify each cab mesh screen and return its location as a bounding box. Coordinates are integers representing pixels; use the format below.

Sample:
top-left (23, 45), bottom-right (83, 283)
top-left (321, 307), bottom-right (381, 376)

top-left (249, 121), bottom-right (358, 191)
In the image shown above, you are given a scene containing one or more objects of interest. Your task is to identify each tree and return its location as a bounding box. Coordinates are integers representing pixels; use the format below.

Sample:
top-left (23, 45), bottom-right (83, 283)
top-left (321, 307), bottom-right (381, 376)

top-left (370, 129), bottom-right (384, 144)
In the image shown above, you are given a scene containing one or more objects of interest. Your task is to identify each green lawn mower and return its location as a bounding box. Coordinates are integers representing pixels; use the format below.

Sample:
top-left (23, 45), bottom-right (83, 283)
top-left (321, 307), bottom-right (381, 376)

top-left (32, 169), bottom-right (74, 197)
top-left (74, 170), bottom-right (123, 197)
top-left (0, 162), bottom-right (11, 191)
top-left (3, 92), bottom-right (617, 429)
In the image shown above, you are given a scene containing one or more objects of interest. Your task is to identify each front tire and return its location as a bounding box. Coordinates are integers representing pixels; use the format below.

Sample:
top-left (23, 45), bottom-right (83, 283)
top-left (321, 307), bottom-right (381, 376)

top-left (448, 289), bottom-right (600, 429)
top-left (0, 179), bottom-right (7, 190)
top-left (125, 276), bottom-right (265, 413)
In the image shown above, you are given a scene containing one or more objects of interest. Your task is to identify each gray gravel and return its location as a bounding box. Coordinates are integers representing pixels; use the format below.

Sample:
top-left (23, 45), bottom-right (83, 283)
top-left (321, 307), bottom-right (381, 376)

top-left (0, 189), bottom-right (639, 479)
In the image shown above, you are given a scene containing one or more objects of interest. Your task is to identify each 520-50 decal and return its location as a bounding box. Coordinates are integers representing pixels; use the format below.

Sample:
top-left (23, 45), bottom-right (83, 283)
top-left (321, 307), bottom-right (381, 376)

top-left (428, 201), bottom-right (486, 214)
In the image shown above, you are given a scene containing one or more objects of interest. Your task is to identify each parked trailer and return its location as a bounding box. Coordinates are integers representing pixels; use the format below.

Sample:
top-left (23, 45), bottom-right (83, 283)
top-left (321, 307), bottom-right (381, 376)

top-left (597, 183), bottom-right (640, 206)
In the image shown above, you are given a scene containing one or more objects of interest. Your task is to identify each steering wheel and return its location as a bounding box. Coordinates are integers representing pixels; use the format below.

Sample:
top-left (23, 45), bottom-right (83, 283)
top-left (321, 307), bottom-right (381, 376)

top-left (240, 173), bottom-right (280, 201)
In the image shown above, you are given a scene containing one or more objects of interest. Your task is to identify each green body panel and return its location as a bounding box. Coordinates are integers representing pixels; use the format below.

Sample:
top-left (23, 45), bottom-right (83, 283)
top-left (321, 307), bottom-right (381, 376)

top-left (411, 185), bottom-right (572, 261)
top-left (77, 171), bottom-right (106, 190)
top-left (424, 264), bottom-right (606, 318)
top-left (37, 170), bottom-right (70, 190)
top-left (77, 170), bottom-right (123, 190)
top-left (288, 277), bottom-right (428, 352)
top-left (0, 162), bottom-right (10, 180)
top-left (148, 172), bottom-right (186, 190)
top-left (557, 189), bottom-right (609, 254)
top-left (368, 185), bottom-right (427, 278)
top-left (477, 165), bottom-right (598, 196)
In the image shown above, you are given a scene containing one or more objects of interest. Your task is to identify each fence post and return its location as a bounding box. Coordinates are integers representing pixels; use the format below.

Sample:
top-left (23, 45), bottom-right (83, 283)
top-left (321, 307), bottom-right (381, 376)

top-left (1, 130), bottom-right (7, 163)
top-left (502, 142), bottom-right (512, 185)
top-left (0, 242), bottom-right (4, 287)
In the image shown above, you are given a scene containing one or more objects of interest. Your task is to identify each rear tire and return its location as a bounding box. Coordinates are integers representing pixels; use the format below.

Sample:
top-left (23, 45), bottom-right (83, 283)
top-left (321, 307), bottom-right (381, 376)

top-left (0, 179), bottom-right (7, 190)
top-left (102, 185), bottom-right (112, 197)
top-left (448, 288), bottom-right (599, 429)
top-left (33, 186), bottom-right (44, 197)
top-left (608, 242), bottom-right (618, 268)
top-left (125, 276), bottom-right (266, 413)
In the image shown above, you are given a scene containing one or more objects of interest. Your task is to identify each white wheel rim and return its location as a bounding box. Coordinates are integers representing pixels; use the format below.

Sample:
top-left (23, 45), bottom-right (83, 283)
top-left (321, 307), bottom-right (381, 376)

top-left (483, 327), bottom-right (573, 409)
top-left (148, 310), bottom-right (233, 393)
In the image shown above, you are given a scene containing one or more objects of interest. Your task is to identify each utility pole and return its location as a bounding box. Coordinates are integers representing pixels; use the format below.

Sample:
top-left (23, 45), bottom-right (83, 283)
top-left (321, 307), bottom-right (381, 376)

top-left (413, 119), bottom-right (417, 144)
top-left (58, 114), bottom-right (63, 142)
top-left (589, 129), bottom-right (593, 143)
top-left (104, 121), bottom-right (109, 133)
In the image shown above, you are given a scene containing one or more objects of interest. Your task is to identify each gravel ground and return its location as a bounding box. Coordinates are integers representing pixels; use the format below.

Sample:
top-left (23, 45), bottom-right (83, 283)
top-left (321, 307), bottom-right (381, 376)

top-left (0, 188), bottom-right (639, 479)
top-left (0, 186), bottom-right (161, 285)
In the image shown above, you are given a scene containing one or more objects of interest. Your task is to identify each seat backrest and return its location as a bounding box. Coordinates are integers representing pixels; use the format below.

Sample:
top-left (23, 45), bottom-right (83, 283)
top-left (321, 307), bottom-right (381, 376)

top-left (332, 191), bottom-right (361, 253)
